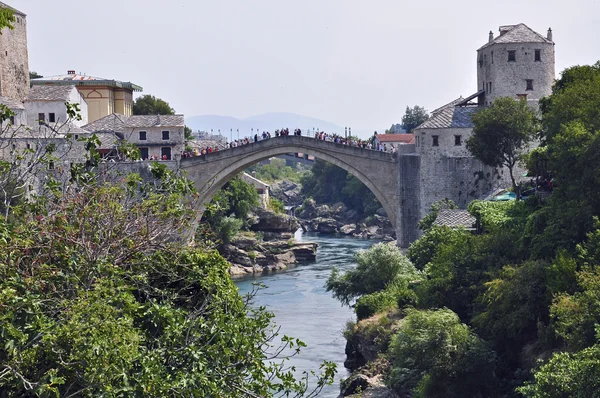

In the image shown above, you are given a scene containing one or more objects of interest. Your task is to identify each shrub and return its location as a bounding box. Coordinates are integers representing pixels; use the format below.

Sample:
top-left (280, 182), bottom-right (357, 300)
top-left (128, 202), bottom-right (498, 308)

top-left (218, 215), bottom-right (243, 245)
top-left (387, 309), bottom-right (497, 397)
top-left (355, 290), bottom-right (397, 320)
top-left (326, 243), bottom-right (422, 306)
top-left (269, 197), bottom-right (285, 214)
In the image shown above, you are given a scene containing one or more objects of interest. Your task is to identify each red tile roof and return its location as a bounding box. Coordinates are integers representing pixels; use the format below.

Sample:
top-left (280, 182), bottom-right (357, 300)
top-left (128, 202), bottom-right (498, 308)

top-left (375, 133), bottom-right (415, 144)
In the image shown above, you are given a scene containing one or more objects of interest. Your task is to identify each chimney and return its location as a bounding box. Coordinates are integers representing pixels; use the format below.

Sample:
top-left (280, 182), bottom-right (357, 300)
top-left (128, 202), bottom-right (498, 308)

top-left (489, 30), bottom-right (494, 43)
top-left (67, 70), bottom-right (76, 75)
top-left (547, 27), bottom-right (553, 41)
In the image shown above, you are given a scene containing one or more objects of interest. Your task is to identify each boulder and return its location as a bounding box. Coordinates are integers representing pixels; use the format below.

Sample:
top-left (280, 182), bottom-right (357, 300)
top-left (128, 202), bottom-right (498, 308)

top-left (339, 224), bottom-right (357, 235)
top-left (342, 209), bottom-right (360, 223)
top-left (310, 217), bottom-right (338, 234)
top-left (230, 235), bottom-right (258, 250)
top-left (262, 231), bottom-right (294, 241)
top-left (339, 374), bottom-right (370, 397)
top-left (296, 198), bottom-right (317, 219)
top-left (375, 207), bottom-right (387, 217)
top-left (315, 204), bottom-right (333, 218)
top-left (290, 243), bottom-right (317, 262)
top-left (251, 208), bottom-right (300, 232)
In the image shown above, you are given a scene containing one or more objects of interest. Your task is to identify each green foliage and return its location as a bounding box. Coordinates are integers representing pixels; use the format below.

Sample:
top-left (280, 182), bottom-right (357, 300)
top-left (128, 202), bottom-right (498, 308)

top-left (203, 176), bottom-right (259, 229)
top-left (517, 340), bottom-right (600, 398)
top-left (418, 198), bottom-right (457, 231)
top-left (468, 200), bottom-right (514, 232)
top-left (184, 125), bottom-right (194, 141)
top-left (217, 215), bottom-right (243, 245)
top-left (468, 97), bottom-right (540, 198)
top-left (473, 260), bottom-right (551, 348)
top-left (0, 5), bottom-right (15, 32)
top-left (355, 289), bottom-right (397, 321)
top-left (248, 158), bottom-right (306, 183)
top-left (269, 197), bottom-right (285, 214)
top-left (387, 309), bottom-right (497, 397)
top-left (401, 105), bottom-right (430, 134)
top-left (407, 226), bottom-right (461, 271)
top-left (0, 182), bottom-right (335, 397)
top-left (301, 159), bottom-right (381, 217)
top-left (326, 243), bottom-right (421, 306)
top-left (29, 71), bottom-right (43, 80)
top-left (132, 94), bottom-right (175, 115)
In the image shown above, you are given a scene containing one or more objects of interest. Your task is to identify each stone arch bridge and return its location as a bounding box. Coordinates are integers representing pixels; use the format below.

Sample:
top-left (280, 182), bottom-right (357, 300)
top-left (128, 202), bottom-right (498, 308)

top-left (180, 136), bottom-right (422, 246)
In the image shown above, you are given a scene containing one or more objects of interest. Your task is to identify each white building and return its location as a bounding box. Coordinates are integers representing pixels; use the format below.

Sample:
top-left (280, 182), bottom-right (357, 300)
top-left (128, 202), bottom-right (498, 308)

top-left (83, 114), bottom-right (185, 161)
top-left (24, 85), bottom-right (89, 127)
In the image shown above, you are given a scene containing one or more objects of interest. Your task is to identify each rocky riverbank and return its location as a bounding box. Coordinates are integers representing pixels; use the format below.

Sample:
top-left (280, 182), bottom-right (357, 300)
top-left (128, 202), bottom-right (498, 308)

top-left (296, 199), bottom-right (395, 241)
top-left (223, 208), bottom-right (318, 276)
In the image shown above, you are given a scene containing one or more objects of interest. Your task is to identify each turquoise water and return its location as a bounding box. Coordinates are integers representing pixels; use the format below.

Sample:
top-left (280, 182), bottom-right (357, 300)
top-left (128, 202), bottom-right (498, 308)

top-left (234, 231), bottom-right (377, 397)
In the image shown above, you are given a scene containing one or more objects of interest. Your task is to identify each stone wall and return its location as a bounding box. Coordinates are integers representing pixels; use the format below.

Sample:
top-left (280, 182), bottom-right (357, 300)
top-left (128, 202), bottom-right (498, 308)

top-left (0, 5), bottom-right (29, 102)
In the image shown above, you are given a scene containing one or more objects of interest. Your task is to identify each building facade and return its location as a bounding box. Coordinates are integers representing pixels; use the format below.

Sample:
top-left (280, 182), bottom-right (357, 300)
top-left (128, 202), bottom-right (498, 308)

top-left (31, 71), bottom-right (142, 123)
top-left (412, 23), bottom-right (555, 214)
top-left (0, 2), bottom-right (29, 102)
top-left (24, 85), bottom-right (89, 127)
top-left (83, 114), bottom-right (185, 161)
top-left (477, 24), bottom-right (555, 107)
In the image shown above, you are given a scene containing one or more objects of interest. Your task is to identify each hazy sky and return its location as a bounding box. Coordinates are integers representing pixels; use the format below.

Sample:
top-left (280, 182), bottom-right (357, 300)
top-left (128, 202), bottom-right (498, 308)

top-left (10, 0), bottom-right (600, 132)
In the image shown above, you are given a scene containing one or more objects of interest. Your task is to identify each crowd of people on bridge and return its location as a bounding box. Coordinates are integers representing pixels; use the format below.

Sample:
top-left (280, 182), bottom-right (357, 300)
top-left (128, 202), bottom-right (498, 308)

top-left (175, 128), bottom-right (400, 160)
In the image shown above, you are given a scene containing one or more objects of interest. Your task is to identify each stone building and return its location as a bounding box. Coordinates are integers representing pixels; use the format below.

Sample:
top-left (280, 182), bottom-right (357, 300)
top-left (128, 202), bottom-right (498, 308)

top-left (83, 114), bottom-right (185, 161)
top-left (0, 2), bottom-right (29, 102)
top-left (412, 23), bottom-right (555, 213)
top-left (24, 85), bottom-right (89, 127)
top-left (31, 71), bottom-right (142, 123)
top-left (477, 24), bottom-right (555, 107)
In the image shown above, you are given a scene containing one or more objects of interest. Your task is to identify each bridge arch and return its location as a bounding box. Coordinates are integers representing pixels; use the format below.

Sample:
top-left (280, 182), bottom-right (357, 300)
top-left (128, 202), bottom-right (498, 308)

top-left (180, 136), bottom-right (400, 231)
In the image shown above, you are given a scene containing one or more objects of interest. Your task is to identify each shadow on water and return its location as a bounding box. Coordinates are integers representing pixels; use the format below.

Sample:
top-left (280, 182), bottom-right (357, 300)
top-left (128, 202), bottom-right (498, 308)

top-left (234, 230), bottom-right (379, 397)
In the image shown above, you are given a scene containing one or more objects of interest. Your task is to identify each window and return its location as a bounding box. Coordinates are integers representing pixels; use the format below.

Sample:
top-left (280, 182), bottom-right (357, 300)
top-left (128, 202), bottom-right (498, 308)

top-left (26, 143), bottom-right (31, 149)
top-left (48, 113), bottom-right (56, 123)
top-left (48, 161), bottom-right (54, 170)
top-left (526, 79), bottom-right (534, 91)
top-left (508, 50), bottom-right (516, 62)
top-left (9, 115), bottom-right (15, 125)
top-left (162, 130), bottom-right (170, 140)
top-left (454, 135), bottom-right (462, 146)
top-left (140, 147), bottom-right (149, 160)
top-left (161, 147), bottom-right (172, 160)
top-left (432, 135), bottom-right (439, 147)
top-left (139, 131), bottom-right (147, 140)
top-left (535, 49), bottom-right (541, 62)
top-left (38, 113), bottom-right (45, 125)
top-left (74, 134), bottom-right (79, 140)
top-left (491, 51), bottom-right (494, 64)
top-left (489, 81), bottom-right (492, 94)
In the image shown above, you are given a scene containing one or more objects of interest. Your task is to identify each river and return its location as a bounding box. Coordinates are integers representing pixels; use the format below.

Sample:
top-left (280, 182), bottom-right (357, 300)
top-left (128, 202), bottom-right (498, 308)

top-left (234, 231), bottom-right (378, 397)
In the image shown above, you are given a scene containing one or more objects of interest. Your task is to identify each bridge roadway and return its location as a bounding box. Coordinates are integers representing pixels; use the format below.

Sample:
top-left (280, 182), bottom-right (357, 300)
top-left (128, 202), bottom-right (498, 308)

top-left (180, 135), bottom-right (410, 242)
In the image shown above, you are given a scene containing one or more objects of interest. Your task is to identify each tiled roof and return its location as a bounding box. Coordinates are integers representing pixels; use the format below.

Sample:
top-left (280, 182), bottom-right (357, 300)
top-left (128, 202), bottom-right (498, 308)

top-left (25, 85), bottom-right (75, 101)
top-left (375, 133), bottom-right (415, 144)
top-left (415, 99), bottom-right (479, 130)
top-left (5, 123), bottom-right (90, 138)
top-left (433, 209), bottom-right (476, 229)
top-left (32, 72), bottom-right (143, 92)
top-left (0, 95), bottom-right (24, 110)
top-left (83, 114), bottom-right (185, 133)
top-left (479, 23), bottom-right (553, 50)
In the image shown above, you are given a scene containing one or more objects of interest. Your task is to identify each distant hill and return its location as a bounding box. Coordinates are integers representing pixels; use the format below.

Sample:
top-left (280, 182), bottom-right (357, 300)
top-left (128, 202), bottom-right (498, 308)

top-left (185, 112), bottom-right (345, 138)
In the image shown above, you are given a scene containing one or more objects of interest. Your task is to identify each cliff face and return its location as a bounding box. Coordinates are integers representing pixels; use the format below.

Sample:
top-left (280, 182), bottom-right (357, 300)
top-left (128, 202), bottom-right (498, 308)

top-left (339, 310), bottom-right (404, 398)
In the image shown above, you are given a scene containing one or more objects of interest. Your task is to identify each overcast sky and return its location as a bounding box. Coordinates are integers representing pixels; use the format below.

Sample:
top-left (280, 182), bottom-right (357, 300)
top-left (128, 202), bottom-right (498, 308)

top-left (10, 0), bottom-right (600, 132)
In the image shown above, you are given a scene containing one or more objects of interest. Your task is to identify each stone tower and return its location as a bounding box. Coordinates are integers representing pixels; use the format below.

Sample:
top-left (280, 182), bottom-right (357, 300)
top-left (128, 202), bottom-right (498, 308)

top-left (0, 1), bottom-right (29, 102)
top-left (477, 24), bottom-right (555, 107)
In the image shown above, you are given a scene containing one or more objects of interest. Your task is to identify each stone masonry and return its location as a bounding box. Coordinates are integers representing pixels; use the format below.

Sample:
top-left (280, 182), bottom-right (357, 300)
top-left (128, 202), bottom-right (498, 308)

top-left (0, 2), bottom-right (29, 102)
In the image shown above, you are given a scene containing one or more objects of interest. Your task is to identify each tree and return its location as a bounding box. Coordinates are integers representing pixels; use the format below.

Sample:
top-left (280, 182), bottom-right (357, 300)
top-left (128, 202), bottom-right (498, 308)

top-left (467, 97), bottom-right (539, 200)
top-left (29, 71), bottom-right (43, 80)
top-left (132, 94), bottom-right (175, 115)
top-left (387, 309), bottom-right (497, 397)
top-left (0, 171), bottom-right (335, 396)
top-left (326, 242), bottom-right (421, 305)
top-left (401, 105), bottom-right (429, 134)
